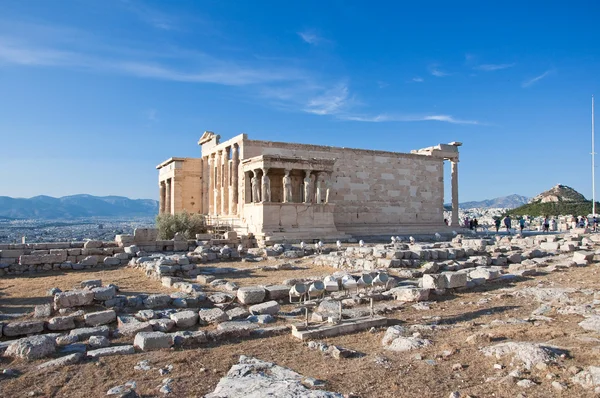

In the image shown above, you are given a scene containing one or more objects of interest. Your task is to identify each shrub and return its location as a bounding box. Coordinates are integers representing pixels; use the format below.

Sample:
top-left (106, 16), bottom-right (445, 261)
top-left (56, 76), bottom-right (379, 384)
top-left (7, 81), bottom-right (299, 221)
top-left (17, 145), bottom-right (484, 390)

top-left (156, 212), bottom-right (207, 240)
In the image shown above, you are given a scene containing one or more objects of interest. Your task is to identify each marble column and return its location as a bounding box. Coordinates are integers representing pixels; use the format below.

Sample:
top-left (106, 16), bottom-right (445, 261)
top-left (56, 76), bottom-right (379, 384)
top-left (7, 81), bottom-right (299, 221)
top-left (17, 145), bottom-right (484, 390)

top-left (198, 159), bottom-right (203, 214)
top-left (159, 182), bottom-right (166, 214)
top-left (230, 144), bottom-right (239, 214)
top-left (222, 148), bottom-right (229, 215)
top-left (165, 179), bottom-right (172, 215)
top-left (215, 151), bottom-right (221, 216)
top-left (451, 159), bottom-right (459, 227)
top-left (208, 155), bottom-right (214, 216)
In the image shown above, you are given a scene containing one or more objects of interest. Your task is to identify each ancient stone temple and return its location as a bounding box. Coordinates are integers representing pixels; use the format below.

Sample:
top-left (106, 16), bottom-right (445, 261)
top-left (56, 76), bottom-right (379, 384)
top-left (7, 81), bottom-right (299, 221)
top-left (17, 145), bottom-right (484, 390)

top-left (157, 132), bottom-right (461, 241)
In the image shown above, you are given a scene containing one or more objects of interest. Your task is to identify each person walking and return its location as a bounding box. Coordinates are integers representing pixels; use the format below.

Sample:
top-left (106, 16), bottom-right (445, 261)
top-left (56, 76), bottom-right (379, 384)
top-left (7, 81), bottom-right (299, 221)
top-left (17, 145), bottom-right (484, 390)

top-left (494, 218), bottom-right (501, 233)
top-left (543, 217), bottom-right (549, 233)
top-left (503, 215), bottom-right (512, 234)
top-left (519, 217), bottom-right (526, 234)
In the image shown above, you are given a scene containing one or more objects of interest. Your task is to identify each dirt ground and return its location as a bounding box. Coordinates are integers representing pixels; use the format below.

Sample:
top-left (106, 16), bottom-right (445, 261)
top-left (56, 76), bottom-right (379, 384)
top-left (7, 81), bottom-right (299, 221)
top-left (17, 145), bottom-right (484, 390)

top-left (2, 258), bottom-right (600, 397)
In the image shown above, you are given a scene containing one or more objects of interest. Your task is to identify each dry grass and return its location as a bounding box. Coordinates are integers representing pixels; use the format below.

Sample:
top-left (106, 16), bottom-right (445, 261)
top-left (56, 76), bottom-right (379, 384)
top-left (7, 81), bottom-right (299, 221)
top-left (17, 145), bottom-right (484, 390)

top-left (2, 259), bottom-right (600, 397)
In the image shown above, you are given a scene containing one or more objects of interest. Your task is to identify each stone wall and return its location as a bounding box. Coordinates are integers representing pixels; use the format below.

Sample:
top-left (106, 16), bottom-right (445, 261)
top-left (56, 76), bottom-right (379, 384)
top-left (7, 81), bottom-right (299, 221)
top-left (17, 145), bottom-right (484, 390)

top-left (0, 241), bottom-right (127, 276)
top-left (242, 139), bottom-right (445, 229)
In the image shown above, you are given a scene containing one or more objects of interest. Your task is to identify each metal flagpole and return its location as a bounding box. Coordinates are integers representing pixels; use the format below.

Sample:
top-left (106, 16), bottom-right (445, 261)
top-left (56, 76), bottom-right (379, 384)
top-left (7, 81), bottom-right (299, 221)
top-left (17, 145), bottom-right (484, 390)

top-left (593, 95), bottom-right (596, 217)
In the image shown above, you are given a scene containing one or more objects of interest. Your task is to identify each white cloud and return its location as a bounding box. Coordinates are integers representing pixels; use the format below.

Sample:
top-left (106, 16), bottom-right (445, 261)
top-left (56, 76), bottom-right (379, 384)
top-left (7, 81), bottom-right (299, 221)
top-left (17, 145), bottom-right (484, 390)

top-left (119, 0), bottom-right (177, 30)
top-left (474, 63), bottom-right (515, 71)
top-left (304, 84), bottom-right (350, 115)
top-left (0, 37), bottom-right (307, 86)
top-left (522, 69), bottom-right (554, 87)
top-left (297, 29), bottom-right (329, 45)
top-left (429, 64), bottom-right (449, 77)
top-left (340, 113), bottom-right (479, 125)
top-left (412, 77), bottom-right (424, 82)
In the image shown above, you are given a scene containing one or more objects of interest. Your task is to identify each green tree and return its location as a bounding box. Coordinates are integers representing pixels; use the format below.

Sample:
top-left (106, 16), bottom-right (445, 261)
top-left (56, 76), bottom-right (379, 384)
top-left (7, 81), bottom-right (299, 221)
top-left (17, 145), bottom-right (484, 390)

top-left (156, 212), bottom-right (207, 239)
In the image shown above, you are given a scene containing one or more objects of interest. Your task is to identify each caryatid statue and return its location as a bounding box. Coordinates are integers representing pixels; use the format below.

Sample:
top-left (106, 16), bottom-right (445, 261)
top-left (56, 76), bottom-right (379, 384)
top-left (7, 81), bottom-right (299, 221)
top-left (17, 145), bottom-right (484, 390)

top-left (282, 169), bottom-right (293, 203)
top-left (325, 173), bottom-right (332, 203)
top-left (315, 173), bottom-right (325, 204)
top-left (251, 170), bottom-right (261, 203)
top-left (261, 168), bottom-right (271, 202)
top-left (303, 171), bottom-right (313, 204)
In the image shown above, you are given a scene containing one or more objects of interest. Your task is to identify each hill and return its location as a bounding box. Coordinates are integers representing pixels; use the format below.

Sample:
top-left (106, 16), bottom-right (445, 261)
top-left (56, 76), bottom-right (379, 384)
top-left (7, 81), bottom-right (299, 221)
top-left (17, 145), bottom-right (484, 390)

top-left (0, 194), bottom-right (159, 219)
top-left (457, 194), bottom-right (530, 209)
top-left (507, 185), bottom-right (597, 217)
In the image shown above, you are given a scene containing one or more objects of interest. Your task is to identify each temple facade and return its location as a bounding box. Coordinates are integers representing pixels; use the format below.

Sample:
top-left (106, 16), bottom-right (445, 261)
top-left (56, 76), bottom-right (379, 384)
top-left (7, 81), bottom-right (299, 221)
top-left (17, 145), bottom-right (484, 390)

top-left (157, 132), bottom-right (461, 241)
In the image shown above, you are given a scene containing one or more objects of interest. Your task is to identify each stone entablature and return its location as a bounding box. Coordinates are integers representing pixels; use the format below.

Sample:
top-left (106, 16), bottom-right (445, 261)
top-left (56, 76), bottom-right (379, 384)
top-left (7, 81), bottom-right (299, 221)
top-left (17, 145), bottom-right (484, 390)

top-left (156, 132), bottom-right (462, 240)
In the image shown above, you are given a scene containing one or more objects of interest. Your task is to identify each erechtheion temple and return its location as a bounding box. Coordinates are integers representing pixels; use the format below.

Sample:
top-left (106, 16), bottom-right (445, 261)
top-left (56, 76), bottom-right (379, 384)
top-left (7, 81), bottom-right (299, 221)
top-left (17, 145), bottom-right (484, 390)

top-left (157, 132), bottom-right (461, 241)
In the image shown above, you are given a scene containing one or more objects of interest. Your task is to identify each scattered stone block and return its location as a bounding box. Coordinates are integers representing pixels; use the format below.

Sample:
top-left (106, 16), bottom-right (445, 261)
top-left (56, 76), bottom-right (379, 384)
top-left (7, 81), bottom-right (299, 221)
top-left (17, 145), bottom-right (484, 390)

top-left (226, 307), bottom-right (250, 320)
top-left (47, 316), bottom-right (76, 331)
top-left (3, 321), bottom-right (45, 337)
top-left (69, 326), bottom-right (110, 340)
top-left (171, 330), bottom-right (208, 347)
top-left (81, 279), bottom-right (102, 289)
top-left (149, 319), bottom-right (176, 332)
top-left (422, 274), bottom-right (446, 290)
top-left (249, 300), bottom-right (280, 316)
top-left (143, 294), bottom-right (172, 309)
top-left (134, 331), bottom-right (172, 351)
top-left (114, 321), bottom-right (153, 337)
top-left (87, 345), bottom-right (135, 358)
top-left (264, 285), bottom-right (290, 301)
top-left (442, 272), bottom-right (468, 288)
top-left (37, 353), bottom-right (83, 370)
top-left (88, 335), bottom-right (110, 348)
top-left (34, 304), bottom-right (53, 318)
top-left (389, 287), bottom-right (430, 302)
top-left (237, 286), bottom-right (266, 305)
top-left (573, 251), bottom-right (594, 264)
top-left (92, 286), bottom-right (116, 301)
top-left (84, 310), bottom-right (116, 327)
top-left (198, 308), bottom-right (229, 325)
top-left (5, 335), bottom-right (56, 360)
top-left (54, 290), bottom-right (94, 308)
top-left (170, 311), bottom-right (198, 328)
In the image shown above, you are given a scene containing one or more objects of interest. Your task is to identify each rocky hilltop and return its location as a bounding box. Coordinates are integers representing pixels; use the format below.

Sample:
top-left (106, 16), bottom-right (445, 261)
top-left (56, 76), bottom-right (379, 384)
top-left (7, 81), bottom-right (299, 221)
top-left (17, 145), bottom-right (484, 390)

top-left (530, 184), bottom-right (587, 203)
top-left (509, 185), bottom-right (597, 217)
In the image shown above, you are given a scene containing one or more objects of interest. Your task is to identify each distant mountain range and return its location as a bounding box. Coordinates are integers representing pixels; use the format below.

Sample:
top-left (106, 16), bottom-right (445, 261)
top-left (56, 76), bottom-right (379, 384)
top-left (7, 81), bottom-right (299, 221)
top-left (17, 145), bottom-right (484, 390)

top-left (0, 195), bottom-right (159, 219)
top-left (445, 194), bottom-right (530, 210)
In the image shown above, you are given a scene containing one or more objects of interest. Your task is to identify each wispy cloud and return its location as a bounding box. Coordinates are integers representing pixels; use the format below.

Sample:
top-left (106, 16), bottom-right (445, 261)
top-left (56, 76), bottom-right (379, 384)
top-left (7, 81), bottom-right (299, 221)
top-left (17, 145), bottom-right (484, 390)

top-left (429, 64), bottom-right (449, 77)
top-left (304, 84), bottom-right (350, 115)
top-left (340, 113), bottom-right (479, 125)
top-left (297, 29), bottom-right (329, 45)
top-left (522, 69), bottom-right (554, 88)
top-left (411, 77), bottom-right (424, 83)
top-left (474, 63), bottom-right (515, 71)
top-left (119, 0), bottom-right (178, 30)
top-left (0, 37), bottom-right (306, 86)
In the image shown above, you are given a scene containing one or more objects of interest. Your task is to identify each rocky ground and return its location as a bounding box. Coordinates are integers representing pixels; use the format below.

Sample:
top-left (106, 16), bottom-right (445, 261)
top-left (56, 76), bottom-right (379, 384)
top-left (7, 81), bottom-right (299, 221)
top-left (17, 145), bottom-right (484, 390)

top-left (2, 233), bottom-right (600, 397)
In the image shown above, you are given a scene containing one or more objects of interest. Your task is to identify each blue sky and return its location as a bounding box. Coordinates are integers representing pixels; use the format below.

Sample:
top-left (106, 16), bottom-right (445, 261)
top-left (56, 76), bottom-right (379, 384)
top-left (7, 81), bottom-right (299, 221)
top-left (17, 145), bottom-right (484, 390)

top-left (0, 0), bottom-right (599, 203)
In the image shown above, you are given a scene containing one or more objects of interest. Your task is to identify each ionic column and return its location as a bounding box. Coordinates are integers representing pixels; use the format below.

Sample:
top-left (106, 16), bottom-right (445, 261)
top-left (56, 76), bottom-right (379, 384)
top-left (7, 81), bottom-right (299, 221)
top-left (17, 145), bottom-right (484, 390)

top-left (165, 179), bottom-right (172, 215)
top-left (451, 159), bottom-right (459, 227)
top-left (159, 182), bottom-right (166, 214)
top-left (215, 151), bottom-right (221, 216)
top-left (198, 159), bottom-right (204, 214)
top-left (230, 144), bottom-right (239, 214)
top-left (208, 155), bottom-right (214, 216)
top-left (222, 148), bottom-right (229, 215)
